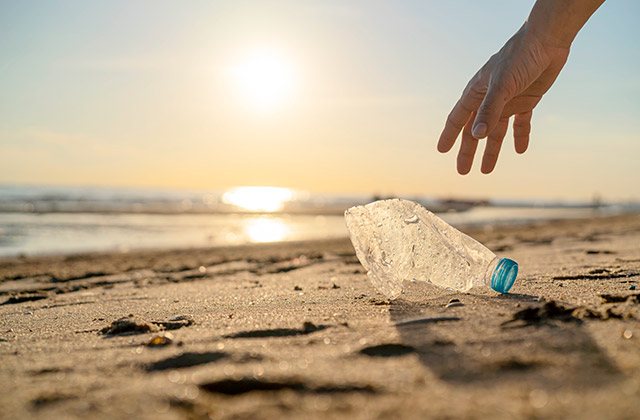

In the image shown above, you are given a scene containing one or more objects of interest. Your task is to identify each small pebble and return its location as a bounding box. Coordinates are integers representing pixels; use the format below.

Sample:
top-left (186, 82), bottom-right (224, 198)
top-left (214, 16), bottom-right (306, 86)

top-left (294, 286), bottom-right (302, 291)
top-left (623, 329), bottom-right (633, 339)
top-left (445, 298), bottom-right (464, 308)
top-left (630, 285), bottom-right (637, 290)
top-left (147, 333), bottom-right (174, 347)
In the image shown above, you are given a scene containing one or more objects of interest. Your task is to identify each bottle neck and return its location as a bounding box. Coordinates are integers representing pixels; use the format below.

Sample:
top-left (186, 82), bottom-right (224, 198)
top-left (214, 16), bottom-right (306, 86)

top-left (482, 257), bottom-right (500, 287)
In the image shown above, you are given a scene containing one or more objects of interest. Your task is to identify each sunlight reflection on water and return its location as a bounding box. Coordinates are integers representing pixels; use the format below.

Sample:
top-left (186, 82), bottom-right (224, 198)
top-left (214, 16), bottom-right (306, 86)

top-left (244, 217), bottom-right (291, 242)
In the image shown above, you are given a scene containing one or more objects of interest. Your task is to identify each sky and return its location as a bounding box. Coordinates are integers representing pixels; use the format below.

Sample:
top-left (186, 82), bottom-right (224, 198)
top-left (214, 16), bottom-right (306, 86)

top-left (1, 0), bottom-right (639, 201)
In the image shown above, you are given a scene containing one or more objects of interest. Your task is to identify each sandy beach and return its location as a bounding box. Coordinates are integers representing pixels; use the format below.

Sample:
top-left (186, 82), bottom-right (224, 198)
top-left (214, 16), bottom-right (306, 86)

top-left (1, 213), bottom-right (639, 419)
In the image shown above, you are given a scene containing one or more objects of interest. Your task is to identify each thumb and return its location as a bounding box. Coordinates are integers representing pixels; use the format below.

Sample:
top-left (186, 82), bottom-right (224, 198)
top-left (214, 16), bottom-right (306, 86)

top-left (472, 77), bottom-right (509, 139)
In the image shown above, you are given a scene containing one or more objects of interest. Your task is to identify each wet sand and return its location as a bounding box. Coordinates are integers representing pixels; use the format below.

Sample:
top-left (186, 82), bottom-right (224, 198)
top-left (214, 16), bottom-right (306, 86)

top-left (1, 214), bottom-right (639, 419)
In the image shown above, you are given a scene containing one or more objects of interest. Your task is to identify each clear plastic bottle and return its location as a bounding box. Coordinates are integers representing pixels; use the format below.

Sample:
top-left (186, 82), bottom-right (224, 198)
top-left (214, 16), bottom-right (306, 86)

top-left (345, 199), bottom-right (517, 299)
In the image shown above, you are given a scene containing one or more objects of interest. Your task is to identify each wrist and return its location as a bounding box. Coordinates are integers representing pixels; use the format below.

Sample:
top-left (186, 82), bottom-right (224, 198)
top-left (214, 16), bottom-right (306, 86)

top-left (523, 18), bottom-right (574, 49)
top-left (525, 0), bottom-right (604, 49)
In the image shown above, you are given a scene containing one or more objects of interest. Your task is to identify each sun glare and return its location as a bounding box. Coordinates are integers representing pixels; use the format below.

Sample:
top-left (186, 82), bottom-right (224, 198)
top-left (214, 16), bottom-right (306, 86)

top-left (222, 186), bottom-right (294, 212)
top-left (244, 217), bottom-right (290, 243)
top-left (229, 49), bottom-right (297, 112)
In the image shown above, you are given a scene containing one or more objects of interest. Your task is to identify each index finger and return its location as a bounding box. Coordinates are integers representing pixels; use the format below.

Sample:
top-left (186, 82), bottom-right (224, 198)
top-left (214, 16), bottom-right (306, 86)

top-left (438, 80), bottom-right (486, 153)
top-left (438, 99), bottom-right (473, 153)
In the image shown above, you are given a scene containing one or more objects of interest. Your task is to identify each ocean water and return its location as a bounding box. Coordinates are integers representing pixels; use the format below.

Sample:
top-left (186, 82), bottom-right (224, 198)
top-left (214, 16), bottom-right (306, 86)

top-left (0, 185), bottom-right (636, 257)
top-left (0, 212), bottom-right (348, 256)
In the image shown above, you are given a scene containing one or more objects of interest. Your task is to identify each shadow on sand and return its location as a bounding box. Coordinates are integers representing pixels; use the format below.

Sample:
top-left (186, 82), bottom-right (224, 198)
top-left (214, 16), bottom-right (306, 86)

top-left (388, 290), bottom-right (622, 389)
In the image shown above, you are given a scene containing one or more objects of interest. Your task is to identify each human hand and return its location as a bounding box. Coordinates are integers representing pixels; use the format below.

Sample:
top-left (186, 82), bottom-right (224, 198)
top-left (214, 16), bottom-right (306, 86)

top-left (437, 24), bottom-right (570, 174)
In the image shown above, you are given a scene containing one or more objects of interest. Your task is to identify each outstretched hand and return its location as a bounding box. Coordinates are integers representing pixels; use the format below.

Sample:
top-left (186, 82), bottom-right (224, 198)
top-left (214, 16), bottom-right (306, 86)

top-left (437, 25), bottom-right (570, 174)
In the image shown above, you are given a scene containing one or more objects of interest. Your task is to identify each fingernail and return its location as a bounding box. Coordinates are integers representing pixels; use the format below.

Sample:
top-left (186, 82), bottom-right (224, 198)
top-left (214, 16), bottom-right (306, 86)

top-left (472, 123), bottom-right (487, 138)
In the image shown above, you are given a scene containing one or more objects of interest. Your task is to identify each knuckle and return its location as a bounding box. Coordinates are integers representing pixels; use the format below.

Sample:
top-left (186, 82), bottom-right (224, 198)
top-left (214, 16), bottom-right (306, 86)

top-left (446, 114), bottom-right (464, 130)
top-left (458, 101), bottom-right (476, 115)
top-left (487, 136), bottom-right (505, 145)
top-left (476, 104), bottom-right (494, 120)
top-left (477, 99), bottom-right (506, 121)
top-left (464, 82), bottom-right (486, 101)
top-left (513, 119), bottom-right (531, 129)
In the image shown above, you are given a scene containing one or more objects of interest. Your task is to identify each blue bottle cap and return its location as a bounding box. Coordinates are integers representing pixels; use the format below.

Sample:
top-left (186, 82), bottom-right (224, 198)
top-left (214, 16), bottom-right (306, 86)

top-left (490, 258), bottom-right (518, 294)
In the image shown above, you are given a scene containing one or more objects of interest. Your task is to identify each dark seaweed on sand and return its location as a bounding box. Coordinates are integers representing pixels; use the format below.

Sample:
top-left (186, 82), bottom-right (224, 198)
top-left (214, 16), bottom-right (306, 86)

top-left (502, 299), bottom-right (635, 327)
top-left (224, 321), bottom-right (328, 339)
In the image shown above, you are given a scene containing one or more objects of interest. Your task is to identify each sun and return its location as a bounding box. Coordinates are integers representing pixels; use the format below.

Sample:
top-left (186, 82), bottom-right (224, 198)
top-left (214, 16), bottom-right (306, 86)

top-left (229, 48), bottom-right (297, 112)
top-left (222, 186), bottom-right (294, 212)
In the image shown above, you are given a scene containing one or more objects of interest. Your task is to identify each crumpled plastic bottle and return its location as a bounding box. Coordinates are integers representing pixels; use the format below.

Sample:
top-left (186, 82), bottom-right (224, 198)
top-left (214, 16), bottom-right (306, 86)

top-left (345, 199), bottom-right (517, 299)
